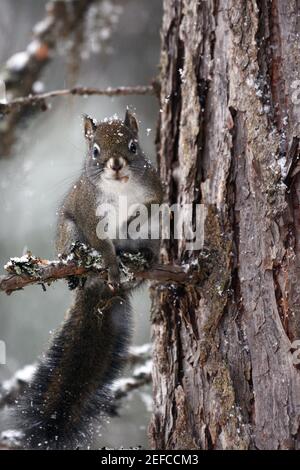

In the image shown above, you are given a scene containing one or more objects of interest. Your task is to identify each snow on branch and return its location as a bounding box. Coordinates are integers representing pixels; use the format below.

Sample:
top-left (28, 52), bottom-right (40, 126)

top-left (0, 85), bottom-right (156, 115)
top-left (0, 243), bottom-right (207, 295)
top-left (112, 360), bottom-right (152, 401)
top-left (0, 345), bottom-right (152, 411)
top-left (0, 364), bottom-right (37, 410)
top-left (0, 345), bottom-right (152, 449)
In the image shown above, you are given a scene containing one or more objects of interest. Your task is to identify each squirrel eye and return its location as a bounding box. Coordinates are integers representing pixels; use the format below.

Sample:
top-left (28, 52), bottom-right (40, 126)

top-left (92, 143), bottom-right (101, 159)
top-left (128, 139), bottom-right (137, 154)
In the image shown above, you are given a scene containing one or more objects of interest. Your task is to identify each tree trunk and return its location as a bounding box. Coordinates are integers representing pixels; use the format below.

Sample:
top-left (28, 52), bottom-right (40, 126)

top-left (149, 0), bottom-right (300, 450)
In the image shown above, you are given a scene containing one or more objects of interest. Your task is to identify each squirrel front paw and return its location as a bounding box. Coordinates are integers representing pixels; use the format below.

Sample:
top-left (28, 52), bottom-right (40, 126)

top-left (67, 275), bottom-right (80, 290)
top-left (67, 275), bottom-right (87, 290)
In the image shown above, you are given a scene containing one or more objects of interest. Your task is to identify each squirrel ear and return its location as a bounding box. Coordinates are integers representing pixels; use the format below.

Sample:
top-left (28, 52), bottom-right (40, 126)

top-left (83, 114), bottom-right (97, 140)
top-left (124, 109), bottom-right (139, 135)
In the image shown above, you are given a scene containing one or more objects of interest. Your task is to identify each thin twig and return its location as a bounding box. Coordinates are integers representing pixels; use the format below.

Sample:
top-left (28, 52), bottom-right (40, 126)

top-left (0, 85), bottom-right (156, 115)
top-left (113, 360), bottom-right (152, 401)
top-left (0, 0), bottom-right (96, 155)
top-left (127, 343), bottom-right (152, 365)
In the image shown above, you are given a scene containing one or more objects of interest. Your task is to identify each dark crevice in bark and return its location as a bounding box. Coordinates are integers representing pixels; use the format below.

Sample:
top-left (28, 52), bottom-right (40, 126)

top-left (204, 424), bottom-right (213, 450)
top-left (186, 300), bottom-right (200, 342)
top-left (168, 38), bottom-right (184, 203)
top-left (255, 0), bottom-right (287, 132)
top-left (170, 36), bottom-right (184, 183)
top-left (173, 287), bottom-right (185, 387)
top-left (156, 4), bottom-right (184, 264)
top-left (255, 0), bottom-right (274, 127)
top-left (194, 78), bottom-right (209, 206)
top-left (193, 0), bottom-right (217, 207)
top-left (225, 107), bottom-right (255, 436)
top-left (269, 0), bottom-right (287, 131)
top-left (283, 138), bottom-right (300, 189)
top-left (188, 77), bottom-right (209, 262)
top-left (169, 34), bottom-right (184, 260)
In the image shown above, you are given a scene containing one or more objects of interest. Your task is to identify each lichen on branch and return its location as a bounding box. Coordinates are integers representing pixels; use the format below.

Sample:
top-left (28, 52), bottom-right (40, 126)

top-left (0, 242), bottom-right (210, 295)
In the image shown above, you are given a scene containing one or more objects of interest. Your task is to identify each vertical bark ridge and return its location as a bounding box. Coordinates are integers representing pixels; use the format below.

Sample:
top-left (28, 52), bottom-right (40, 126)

top-left (150, 0), bottom-right (300, 450)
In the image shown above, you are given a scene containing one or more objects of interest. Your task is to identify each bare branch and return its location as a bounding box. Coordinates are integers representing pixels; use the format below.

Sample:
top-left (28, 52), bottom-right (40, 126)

top-left (0, 85), bottom-right (156, 115)
top-left (0, 0), bottom-right (96, 156)
top-left (113, 360), bottom-right (152, 401)
top-left (0, 364), bottom-right (37, 409)
top-left (0, 243), bottom-right (207, 295)
top-left (127, 343), bottom-right (152, 365)
top-left (0, 259), bottom-right (200, 294)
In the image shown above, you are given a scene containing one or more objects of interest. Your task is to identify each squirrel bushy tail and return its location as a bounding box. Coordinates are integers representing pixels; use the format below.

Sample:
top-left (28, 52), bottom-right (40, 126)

top-left (16, 277), bottom-right (131, 450)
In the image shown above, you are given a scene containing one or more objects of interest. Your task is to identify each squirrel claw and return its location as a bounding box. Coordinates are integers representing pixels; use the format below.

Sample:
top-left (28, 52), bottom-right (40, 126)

top-left (107, 275), bottom-right (121, 292)
top-left (107, 282), bottom-right (118, 292)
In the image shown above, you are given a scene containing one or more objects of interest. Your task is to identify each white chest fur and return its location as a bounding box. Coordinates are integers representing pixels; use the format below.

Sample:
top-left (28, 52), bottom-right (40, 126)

top-left (97, 177), bottom-right (152, 238)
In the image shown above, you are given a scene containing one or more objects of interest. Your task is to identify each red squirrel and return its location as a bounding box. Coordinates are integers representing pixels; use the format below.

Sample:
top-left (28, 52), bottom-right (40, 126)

top-left (16, 110), bottom-right (163, 449)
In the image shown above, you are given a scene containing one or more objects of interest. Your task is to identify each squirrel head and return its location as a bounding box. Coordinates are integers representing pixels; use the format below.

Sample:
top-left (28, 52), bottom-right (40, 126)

top-left (83, 110), bottom-right (150, 186)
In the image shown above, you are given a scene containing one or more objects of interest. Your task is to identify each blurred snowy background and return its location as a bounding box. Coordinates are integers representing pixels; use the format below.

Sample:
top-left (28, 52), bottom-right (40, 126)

top-left (0, 0), bottom-right (162, 449)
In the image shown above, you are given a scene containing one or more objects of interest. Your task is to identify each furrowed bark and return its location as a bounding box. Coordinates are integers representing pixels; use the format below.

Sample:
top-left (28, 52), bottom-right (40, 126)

top-left (149, 0), bottom-right (300, 450)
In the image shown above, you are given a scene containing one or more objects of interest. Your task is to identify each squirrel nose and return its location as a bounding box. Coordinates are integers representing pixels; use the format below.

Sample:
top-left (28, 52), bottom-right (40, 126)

top-left (108, 157), bottom-right (125, 172)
